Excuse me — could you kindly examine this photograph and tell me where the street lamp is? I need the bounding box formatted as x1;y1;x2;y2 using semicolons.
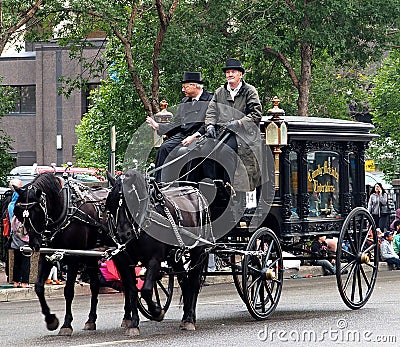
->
265;96;287;190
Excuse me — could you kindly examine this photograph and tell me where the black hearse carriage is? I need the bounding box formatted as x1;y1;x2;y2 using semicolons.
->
208;102;380;320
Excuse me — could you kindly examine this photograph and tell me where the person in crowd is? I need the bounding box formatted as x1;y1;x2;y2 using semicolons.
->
1;186;14;282
389;208;400;231
367;182;389;231
203;58;262;188
392;221;400;256
46;263;63;285
8;178;31;288
146;71;213;182
310;235;336;275
380;230;400;269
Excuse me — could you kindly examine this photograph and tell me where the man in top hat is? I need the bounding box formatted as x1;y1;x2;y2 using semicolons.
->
203;58;263;189
146;71;213;182
380;230;400;269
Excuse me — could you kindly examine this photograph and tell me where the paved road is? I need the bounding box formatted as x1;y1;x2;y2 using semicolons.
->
0;270;399;347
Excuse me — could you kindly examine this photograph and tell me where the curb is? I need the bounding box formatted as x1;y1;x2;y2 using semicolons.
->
0;281;91;302
0;262;393;302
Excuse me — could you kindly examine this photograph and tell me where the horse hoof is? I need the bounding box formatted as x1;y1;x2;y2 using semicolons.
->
83;322;96;330
180;321;196;331
58;327;73;336
121;319;132;328
46;317;59;331
125;327;140;336
153;309;165;322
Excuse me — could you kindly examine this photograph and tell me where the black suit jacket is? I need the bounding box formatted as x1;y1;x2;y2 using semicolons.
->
158;89;213;138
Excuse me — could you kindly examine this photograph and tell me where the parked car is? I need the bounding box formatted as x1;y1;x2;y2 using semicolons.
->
7;165;104;186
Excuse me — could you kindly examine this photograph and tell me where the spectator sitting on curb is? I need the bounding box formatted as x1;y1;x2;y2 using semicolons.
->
392;221;400;256
380;230;400;270
310;235;336;276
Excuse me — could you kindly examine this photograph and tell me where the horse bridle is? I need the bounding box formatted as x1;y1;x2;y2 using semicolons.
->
111;175;142;241
16;185;50;236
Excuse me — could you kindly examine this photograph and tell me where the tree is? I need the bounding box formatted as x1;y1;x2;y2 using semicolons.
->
74;50;145;169
226;0;400;116
38;1;399;165
367;50;400;180
0;0;45;55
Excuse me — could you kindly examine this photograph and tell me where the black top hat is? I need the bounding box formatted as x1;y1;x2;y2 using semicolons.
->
181;71;204;84
222;58;245;73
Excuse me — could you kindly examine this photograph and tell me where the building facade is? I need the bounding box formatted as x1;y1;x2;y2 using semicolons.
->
0;40;105;166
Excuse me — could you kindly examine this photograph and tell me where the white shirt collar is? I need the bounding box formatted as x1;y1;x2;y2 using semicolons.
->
192;90;203;102
227;81;242;99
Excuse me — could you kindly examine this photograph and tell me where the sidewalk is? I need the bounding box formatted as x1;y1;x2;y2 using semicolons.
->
0;261;393;302
0;261;91;302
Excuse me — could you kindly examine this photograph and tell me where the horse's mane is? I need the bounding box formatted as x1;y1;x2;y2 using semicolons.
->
30;172;63;202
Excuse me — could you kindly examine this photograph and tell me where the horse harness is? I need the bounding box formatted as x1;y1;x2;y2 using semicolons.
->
112;175;214;252
18;178;108;244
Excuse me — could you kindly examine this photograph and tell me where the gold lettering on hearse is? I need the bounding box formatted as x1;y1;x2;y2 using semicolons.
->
308;160;339;193
308;161;339;181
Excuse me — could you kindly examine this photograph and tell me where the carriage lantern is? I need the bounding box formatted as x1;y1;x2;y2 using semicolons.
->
265;96;287;190
153;100;173;147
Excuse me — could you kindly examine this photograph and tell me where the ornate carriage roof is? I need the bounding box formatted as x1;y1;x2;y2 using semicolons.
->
261;115;378;142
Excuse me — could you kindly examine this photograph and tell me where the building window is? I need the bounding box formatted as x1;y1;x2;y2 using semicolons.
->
9;85;36;114
82;83;100;117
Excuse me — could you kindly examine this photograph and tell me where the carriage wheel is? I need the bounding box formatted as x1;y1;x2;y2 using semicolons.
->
336;207;379;310
242;227;283;320
231;253;244;301
137;271;174;320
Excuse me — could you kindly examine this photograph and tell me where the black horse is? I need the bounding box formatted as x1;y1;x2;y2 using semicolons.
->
106;169;211;335
13;172;133;336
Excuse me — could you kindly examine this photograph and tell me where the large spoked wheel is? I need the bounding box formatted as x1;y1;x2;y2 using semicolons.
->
137;270;174;320
336;207;379;310
231;253;244;301
242;227;283;320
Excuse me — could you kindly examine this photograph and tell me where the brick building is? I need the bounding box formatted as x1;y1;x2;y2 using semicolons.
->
0;39;105;166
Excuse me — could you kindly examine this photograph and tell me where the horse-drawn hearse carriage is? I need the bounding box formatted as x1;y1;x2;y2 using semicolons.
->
16;101;379;336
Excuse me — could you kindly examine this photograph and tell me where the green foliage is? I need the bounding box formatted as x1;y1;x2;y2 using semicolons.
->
23;0;399;166
367;50;400;179
74;52;145;170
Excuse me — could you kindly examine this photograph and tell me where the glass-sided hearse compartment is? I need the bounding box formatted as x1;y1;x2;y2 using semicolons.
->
293;150;340;219
260;115;378;239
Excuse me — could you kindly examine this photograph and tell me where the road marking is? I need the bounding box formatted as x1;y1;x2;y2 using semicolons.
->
70;340;147;347
198;299;238;305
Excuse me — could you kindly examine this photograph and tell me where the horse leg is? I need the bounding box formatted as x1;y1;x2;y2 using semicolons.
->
172;257;192;328
112;256;133;328
35;254;60;331
140;258;165;321
126;286;140;336
115;260;140;336
120;284;133;328
58;262;79;336
179;250;207;331
83;261;100;331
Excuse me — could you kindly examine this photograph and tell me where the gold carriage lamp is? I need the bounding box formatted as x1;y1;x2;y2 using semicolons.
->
265;96;287;190
153;99;173;147
154;100;173;123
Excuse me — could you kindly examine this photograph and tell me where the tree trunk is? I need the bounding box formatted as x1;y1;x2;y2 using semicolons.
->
297;42;313;117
